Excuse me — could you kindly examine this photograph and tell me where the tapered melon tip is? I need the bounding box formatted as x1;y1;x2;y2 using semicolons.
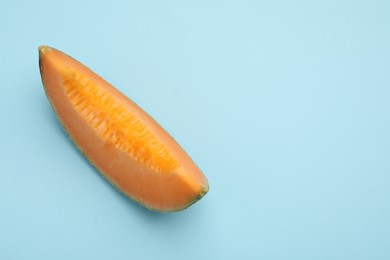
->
178;184;209;212
197;185;209;202
38;45;50;57
150;185;209;213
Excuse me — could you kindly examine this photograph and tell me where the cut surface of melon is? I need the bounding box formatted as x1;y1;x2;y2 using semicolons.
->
39;46;209;212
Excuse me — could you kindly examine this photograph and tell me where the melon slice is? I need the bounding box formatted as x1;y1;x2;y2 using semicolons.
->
38;46;209;212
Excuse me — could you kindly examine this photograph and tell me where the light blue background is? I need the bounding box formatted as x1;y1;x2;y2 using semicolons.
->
1;0;389;259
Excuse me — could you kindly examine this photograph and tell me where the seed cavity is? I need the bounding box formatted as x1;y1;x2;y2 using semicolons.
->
63;70;179;173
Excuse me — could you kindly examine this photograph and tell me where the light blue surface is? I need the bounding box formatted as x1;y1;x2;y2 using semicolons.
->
1;0;390;259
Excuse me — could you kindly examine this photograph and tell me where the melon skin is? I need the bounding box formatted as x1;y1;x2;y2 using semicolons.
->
38;46;209;212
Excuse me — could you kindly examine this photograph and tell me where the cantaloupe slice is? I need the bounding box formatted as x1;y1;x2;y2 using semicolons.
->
38;46;209;212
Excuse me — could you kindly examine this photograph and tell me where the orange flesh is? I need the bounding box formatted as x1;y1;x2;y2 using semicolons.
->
39;46;208;212
64;70;179;173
